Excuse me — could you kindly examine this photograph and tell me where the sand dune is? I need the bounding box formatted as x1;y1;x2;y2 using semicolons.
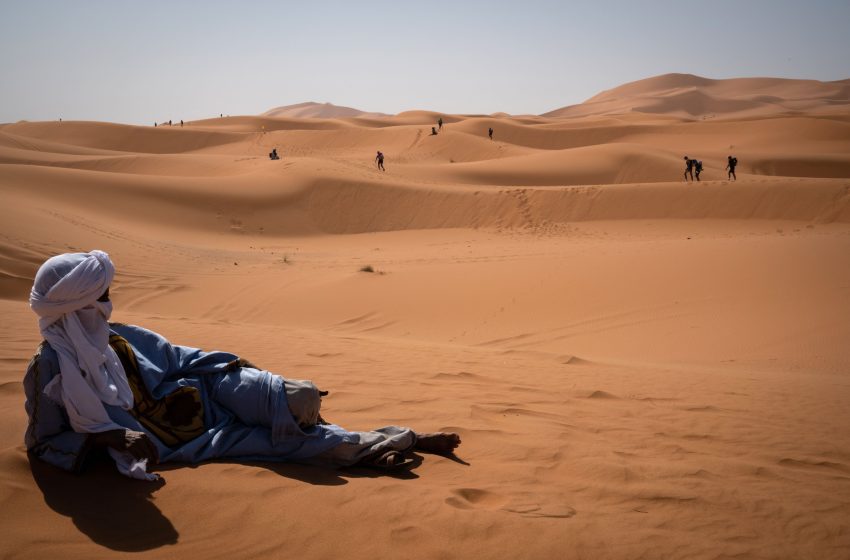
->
263;101;388;119
2;75;850;560
546;73;850;119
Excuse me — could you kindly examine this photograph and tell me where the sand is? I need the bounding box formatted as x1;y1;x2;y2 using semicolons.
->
1;74;849;559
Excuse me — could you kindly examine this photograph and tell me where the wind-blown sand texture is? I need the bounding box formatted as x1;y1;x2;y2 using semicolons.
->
1;74;849;559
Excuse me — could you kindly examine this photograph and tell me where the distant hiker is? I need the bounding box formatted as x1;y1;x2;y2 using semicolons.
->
437;117;443;131
168;120;172;126
683;156;694;182
269;148;279;160
431;126;438;136
376;150;385;172
694;159;703;182
726;155;738;180
488;127;494;140
154;122;157;127
180;120;184;127
220;113;223;118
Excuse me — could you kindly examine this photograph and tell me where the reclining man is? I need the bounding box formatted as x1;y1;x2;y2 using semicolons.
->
25;250;460;480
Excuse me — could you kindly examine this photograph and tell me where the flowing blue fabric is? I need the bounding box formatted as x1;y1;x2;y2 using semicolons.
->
24;323;357;471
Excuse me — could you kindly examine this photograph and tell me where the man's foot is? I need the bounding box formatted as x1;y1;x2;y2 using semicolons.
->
414;432;461;455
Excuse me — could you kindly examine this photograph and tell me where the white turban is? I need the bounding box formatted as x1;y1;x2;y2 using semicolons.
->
30;251;156;481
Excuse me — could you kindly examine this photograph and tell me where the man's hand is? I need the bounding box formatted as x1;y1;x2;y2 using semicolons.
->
120;430;159;464
94;429;159;464
225;357;260;372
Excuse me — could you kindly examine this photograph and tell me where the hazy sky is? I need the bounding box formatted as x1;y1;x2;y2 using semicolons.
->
1;0;848;124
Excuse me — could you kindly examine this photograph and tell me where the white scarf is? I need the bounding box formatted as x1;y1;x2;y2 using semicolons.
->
30;250;157;481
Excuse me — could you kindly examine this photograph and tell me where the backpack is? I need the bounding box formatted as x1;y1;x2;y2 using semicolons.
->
696;161;703;172
731;157;737;166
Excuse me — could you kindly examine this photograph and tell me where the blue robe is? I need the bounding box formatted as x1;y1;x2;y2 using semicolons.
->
24;323;359;473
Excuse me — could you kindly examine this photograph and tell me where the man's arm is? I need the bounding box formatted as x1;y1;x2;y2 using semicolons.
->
24;345;92;473
110;323;239;381
89;429;159;464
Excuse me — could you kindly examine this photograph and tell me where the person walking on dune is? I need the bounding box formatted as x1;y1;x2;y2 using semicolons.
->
437;117;443;132
375;150;385;172
683;156;694;182
726;155;738;181
488;127;494;140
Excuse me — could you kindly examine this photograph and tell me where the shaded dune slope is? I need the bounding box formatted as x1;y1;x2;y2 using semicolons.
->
4;163;849;241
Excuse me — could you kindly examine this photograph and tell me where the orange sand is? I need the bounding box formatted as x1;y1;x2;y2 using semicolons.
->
1;74;849;559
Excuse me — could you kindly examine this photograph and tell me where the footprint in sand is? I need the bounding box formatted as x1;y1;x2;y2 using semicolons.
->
446;488;507;510
586;390;619;399
446;488;576;519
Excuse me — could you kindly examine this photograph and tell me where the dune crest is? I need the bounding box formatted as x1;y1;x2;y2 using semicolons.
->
262;101;388;119
545;72;850;119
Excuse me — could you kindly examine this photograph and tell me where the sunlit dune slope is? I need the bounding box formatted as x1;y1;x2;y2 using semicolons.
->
545;73;850;119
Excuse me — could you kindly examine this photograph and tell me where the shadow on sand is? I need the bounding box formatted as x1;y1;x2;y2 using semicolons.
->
29;453;177;552
30;450;451;551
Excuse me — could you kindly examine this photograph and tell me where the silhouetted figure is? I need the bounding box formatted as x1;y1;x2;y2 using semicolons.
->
431;127;438;136
154;122;157;127
694;159;703;182
375;150;385;172
269;148;279;160
437;117;443;131
726;155;738;181
684;156;694;182
488;127;493;140
180;120;183;127
168;120;172;126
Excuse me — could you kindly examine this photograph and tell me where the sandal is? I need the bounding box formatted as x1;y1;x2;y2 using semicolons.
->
362;450;414;471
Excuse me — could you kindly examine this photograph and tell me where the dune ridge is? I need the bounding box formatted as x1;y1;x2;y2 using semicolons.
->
262;101;388;119
546;73;850;119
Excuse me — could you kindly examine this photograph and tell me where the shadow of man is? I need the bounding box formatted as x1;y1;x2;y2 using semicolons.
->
29;453;178;552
